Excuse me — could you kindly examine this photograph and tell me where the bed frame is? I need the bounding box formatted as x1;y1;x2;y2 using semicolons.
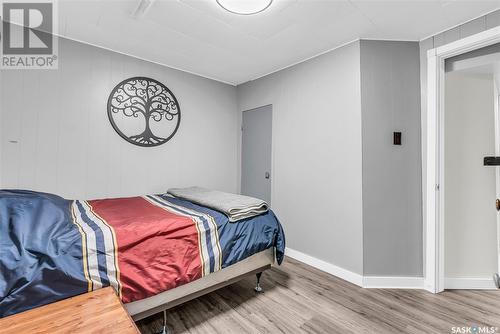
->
125;248;275;321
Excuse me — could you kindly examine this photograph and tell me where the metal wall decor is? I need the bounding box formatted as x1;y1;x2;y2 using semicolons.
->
107;77;181;147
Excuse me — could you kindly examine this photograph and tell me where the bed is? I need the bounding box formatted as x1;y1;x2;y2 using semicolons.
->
0;189;285;319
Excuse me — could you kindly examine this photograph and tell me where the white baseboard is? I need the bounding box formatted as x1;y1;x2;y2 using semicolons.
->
363;276;424;289
285;248;497;290
444;277;497;290
285;247;363;287
285;247;424;289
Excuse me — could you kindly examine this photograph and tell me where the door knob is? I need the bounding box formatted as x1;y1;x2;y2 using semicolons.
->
265;172;270;179
496;199;500;211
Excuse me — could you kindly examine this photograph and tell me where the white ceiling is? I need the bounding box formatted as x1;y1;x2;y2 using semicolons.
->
58;0;500;85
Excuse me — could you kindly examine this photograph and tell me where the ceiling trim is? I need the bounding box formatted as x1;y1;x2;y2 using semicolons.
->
56;32;238;86
241;6;500;86
47;4;500;87
239;38;360;86
419;7;500;42
5;19;238;85
361;38;419;42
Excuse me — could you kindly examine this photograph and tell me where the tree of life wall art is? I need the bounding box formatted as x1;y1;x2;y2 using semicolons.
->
107;77;181;147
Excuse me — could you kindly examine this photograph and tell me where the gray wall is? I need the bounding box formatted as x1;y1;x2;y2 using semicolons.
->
237;42;364;275
237;39;424;277
0;36;239;199
360;40;423;276
419;9;500;232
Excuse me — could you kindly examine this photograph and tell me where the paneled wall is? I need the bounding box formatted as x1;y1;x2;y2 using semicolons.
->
360;40;423;276
237;39;423;278
237;42;364;275
0;37;239;199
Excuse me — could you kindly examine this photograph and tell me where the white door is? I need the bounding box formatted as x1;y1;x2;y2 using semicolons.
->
241;105;272;204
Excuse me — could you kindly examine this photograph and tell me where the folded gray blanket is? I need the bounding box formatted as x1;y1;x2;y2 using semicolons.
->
167;186;269;222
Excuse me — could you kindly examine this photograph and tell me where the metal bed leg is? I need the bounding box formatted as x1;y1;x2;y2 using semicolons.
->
254;272;263;293
158;309;169;334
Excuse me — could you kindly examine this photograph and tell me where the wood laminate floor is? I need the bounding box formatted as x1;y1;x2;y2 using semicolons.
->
136;257;500;334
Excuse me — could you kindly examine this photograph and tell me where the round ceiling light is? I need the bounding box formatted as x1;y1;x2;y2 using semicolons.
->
216;0;273;15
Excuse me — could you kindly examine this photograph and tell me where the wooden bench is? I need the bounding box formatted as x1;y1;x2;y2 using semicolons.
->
0;287;139;334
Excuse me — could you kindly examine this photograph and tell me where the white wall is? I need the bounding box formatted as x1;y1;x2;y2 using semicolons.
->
0;37;239;199
444;71;498;280
237;41;364;274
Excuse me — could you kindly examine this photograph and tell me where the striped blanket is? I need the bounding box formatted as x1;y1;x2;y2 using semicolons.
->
0;190;285;317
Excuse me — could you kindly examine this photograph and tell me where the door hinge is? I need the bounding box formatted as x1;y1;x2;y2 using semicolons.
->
436;184;440;191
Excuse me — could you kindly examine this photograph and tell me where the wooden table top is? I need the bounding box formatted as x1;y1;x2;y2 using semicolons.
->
0;287;139;334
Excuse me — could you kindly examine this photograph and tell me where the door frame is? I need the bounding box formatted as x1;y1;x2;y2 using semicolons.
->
425;26;500;293
495;85;500;284
240;104;274;205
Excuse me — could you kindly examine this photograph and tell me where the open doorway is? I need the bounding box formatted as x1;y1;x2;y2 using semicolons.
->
444;64;499;289
425;27;500;293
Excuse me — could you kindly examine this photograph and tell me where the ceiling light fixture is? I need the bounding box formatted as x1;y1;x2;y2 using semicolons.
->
216;0;273;15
